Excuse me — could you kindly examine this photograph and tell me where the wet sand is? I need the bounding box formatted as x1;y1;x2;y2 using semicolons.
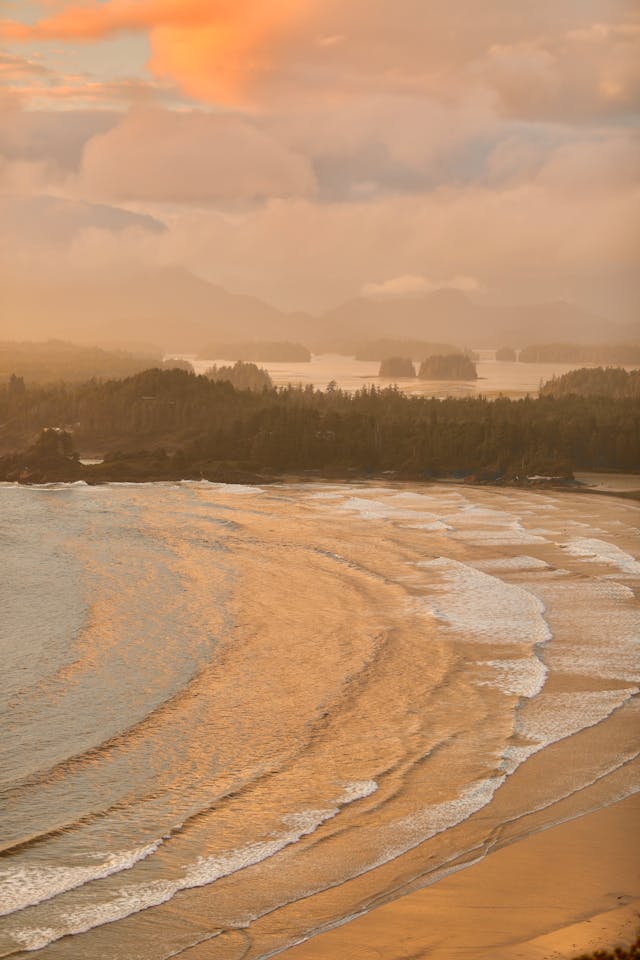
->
282;793;640;960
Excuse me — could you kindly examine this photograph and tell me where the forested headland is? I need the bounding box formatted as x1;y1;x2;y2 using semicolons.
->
0;340;193;383
1;367;638;485
519;342;640;364
205;361;274;391
540;367;640;399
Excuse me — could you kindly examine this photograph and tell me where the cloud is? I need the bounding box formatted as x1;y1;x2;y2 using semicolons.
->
0;1;637;328
0;50;49;78
73;107;316;202
1;169;638;323
4;1;638;118
361;274;482;298
479;21;640;121
0;0;316;104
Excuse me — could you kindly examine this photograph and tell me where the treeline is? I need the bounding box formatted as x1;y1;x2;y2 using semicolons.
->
199;341;311;362
0;340;193;383
540;366;640;399
519;342;640;364
1;368;638;482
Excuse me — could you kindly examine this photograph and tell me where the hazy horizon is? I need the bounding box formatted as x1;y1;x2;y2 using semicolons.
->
1;0;639;342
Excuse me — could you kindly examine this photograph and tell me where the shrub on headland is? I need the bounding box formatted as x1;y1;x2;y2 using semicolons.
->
0;428;82;483
572;931;640;959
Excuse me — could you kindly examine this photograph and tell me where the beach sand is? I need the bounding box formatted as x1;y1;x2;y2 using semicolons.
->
282;793;640;960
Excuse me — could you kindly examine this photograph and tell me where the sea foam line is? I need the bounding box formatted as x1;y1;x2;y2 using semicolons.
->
0;840;163;917
561;538;640;575
7;782;378;953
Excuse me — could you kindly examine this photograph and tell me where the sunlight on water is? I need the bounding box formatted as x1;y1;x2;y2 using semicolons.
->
1;482;638;960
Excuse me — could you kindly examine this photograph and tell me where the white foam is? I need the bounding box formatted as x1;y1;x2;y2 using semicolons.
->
197;482;264;495
561;538;640;575
417;558;552;646
0;839;163;916
396;777;505;842
339;496;442;524
338;780;379;803
471;556;550;572
451;526;547;546
500;688;639;774
406;520;453;532
532;580;640;682
552;646;640;683
7;780;377;953
477;658;548;698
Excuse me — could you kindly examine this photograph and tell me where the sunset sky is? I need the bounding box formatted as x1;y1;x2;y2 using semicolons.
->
1;0;638;320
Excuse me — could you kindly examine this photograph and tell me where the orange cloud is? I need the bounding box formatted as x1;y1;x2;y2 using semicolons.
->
0;0;319;104
148;1;313;104
2;2;638;114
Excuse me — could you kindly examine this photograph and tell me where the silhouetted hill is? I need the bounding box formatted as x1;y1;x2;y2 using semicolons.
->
0;340;192;383
1;268;314;352
321;289;477;344
320;290;614;347
2;267;619;353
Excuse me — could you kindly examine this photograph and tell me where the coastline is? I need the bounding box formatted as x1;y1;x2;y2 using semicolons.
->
281;793;640;960
2;469;640;503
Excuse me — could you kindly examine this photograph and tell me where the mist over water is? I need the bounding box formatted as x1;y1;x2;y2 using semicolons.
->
1;481;638;959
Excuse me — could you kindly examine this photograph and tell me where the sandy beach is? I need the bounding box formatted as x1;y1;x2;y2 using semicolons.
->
282;793;640;960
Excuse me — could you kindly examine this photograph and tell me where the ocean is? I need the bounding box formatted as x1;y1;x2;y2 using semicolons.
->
1;481;638;958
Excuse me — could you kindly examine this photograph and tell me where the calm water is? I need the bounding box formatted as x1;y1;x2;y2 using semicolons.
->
185;352;622;398
1;482;639;959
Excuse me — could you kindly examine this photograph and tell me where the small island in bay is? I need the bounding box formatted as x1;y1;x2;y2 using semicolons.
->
378;356;416;378
418;353;478;380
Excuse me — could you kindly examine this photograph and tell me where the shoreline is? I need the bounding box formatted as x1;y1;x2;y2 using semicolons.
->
2;470;640;502
281;793;640;960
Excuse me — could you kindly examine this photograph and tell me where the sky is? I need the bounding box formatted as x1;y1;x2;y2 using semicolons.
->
1;0;639;320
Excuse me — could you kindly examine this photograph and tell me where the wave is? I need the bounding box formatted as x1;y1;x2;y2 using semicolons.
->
5;782;378;954
561;537;640;575
502;687;638;773
0;840;163;917
415;557;552;646
476;657;548;698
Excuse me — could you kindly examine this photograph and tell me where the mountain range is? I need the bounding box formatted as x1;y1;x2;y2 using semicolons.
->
2;267;635;353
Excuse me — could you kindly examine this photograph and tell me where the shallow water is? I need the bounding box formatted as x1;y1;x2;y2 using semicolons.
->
1;482;638;959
